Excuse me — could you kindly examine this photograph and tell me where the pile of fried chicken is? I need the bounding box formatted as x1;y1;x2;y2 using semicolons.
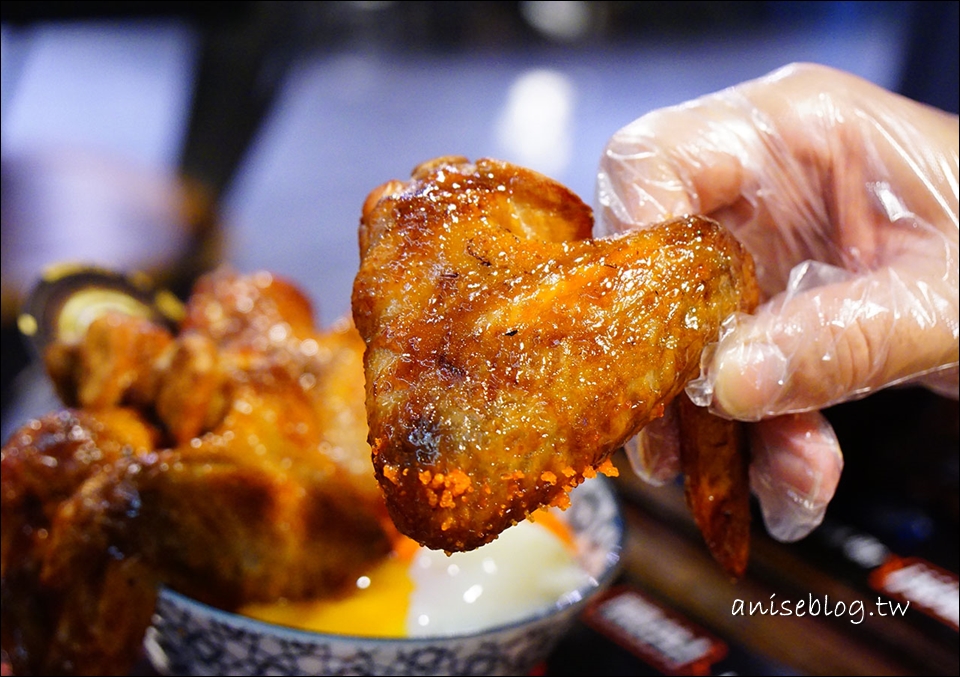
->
2;156;758;676
1;270;392;675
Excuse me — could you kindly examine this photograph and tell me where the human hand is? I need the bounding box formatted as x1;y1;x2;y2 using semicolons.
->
595;63;959;542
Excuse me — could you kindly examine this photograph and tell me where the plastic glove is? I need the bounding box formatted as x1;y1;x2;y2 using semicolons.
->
597;63;959;542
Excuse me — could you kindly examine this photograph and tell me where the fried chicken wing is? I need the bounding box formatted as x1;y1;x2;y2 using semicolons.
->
1;269;390;676
352;156;758;553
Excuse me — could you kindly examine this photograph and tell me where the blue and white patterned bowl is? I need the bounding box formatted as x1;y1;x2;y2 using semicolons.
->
144;477;624;676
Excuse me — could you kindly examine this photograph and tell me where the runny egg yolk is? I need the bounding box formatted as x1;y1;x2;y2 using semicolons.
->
241;553;415;638
239;510;592;638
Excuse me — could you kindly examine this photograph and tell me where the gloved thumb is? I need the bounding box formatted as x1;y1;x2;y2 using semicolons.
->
689;260;959;420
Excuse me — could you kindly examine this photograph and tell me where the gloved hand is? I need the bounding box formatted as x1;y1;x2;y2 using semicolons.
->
595;62;959;542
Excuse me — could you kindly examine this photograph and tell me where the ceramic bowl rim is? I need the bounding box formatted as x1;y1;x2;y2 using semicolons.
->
154;475;625;645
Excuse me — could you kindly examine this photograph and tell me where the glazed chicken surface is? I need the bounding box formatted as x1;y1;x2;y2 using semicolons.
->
1;269;390;676
352;156;759;558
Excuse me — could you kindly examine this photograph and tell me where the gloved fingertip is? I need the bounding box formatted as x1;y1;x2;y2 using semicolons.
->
713;340;789;420
754;481;829;542
623;419;681;486
749;413;843;542
623;435;663;486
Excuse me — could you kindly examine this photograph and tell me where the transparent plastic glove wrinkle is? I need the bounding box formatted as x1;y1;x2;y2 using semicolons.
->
688;257;959;419
599;63;959;542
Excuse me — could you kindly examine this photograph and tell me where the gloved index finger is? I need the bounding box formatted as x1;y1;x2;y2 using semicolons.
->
595;98;749;236
693;261;959;420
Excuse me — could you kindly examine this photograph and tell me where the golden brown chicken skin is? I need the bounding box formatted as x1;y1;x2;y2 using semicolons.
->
352;156;758;553
1;408;165;676
1;269;391;676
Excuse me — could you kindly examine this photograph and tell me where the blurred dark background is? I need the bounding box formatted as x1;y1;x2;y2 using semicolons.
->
1;3;957;674
3;0;956;419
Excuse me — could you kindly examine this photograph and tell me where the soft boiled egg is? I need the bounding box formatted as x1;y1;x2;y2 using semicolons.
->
239;511;595;638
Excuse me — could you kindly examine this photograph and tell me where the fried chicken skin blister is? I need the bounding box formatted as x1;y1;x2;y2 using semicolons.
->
352;156;759;561
1;269;391;676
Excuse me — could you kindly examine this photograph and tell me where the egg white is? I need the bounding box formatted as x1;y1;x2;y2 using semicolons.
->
240;517;592;638
406;518;594;636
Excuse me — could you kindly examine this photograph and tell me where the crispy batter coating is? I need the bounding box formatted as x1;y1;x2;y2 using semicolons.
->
353;156;758;552
1;269;390;676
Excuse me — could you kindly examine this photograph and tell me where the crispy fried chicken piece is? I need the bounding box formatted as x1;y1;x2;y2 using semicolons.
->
1;409;164;676
1;269;390;676
353;156;759;553
171;268;382;507
38;268;381;502
43;312;174;410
